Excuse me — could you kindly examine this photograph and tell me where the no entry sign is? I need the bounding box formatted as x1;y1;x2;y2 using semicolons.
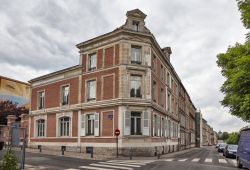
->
115;129;120;136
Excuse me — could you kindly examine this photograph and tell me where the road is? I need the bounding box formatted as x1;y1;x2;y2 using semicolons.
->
0;146;240;170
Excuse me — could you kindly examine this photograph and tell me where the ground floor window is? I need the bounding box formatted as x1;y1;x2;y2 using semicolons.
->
87;114;95;136
37;119;45;137
131;112;142;135
59;117;70;136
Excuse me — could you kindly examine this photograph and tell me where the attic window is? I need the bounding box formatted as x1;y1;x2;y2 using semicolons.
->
132;21;139;31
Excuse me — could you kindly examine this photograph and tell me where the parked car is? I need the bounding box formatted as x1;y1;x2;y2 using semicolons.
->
216;143;222;148
223;144;238;158
218;143;227;152
236;125;250;169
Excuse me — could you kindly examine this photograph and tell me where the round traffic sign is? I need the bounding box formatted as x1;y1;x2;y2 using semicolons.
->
115;129;120;136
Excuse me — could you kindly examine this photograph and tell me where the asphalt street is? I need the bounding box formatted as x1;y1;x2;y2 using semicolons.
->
0;146;242;170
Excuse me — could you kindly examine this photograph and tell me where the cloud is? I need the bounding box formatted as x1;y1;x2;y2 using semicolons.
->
0;0;248;132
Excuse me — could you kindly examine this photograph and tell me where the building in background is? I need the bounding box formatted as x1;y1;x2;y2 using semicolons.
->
0;75;30;109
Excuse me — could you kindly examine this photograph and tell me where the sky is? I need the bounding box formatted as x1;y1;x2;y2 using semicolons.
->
0;0;249;132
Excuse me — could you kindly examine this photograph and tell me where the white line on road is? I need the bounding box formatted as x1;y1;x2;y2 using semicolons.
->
219;159;227;163
90;163;133;170
98;162;141;167
79;166;114;170
178;159;187;162
205;158;212;163
191;158;200;162
107;160;153;163
66;169;79;170
165;158;173;161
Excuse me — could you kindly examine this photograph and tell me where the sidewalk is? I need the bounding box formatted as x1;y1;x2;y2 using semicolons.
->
25;147;199;161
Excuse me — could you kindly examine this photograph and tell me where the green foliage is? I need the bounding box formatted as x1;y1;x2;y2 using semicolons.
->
237;0;250;29
217;0;250;121
217;42;250;121
226;132;240;144
218;132;229;141
0;147;19;170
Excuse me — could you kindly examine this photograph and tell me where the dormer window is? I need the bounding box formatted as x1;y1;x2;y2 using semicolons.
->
132;21;139;31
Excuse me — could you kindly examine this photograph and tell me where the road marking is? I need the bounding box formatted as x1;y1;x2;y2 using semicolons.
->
98;162;140;167
66;169;79;170
165;158;173;161
90;164;133;170
107;160;153;163
109;162;147;165
219;159;227;163
79;166;115;170
192;158;200;162
178;159;187;162
204;158;212;163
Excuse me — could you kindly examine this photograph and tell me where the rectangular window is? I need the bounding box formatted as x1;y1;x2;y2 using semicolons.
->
167;93;170;111
132;21;139;31
161;88;164;107
152;81;156;101
130;75;142;98
161;65;164;81
59;117;70;136
131;112;142;135
38;91;45;109
131;46;141;64
37;119;45;137
161;117;164;137
167;72;170;86
62;86;69;105
87;80;96;101
87;114;95;136
88;53;97;71
152;55;156;71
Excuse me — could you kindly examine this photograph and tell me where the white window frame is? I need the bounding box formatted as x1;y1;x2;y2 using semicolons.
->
130;75;142;98
37;90;45;110
61;85;70;105
36;119;45;137
131;46;142;64
87;79;96;102
88;53;97;71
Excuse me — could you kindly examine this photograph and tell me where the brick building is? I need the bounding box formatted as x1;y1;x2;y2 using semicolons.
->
28;9;201;156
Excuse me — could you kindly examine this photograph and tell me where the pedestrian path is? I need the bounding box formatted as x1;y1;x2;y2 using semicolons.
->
65;160;155;170
163;157;235;166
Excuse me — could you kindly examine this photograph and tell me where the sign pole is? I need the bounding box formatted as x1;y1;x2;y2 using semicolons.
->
116;135;118;158
114;129;120;159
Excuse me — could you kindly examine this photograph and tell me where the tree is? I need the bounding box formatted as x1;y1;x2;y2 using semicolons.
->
218;132;229;141
226;132;240;144
0;146;19;170
216;0;250;122
0;100;29;125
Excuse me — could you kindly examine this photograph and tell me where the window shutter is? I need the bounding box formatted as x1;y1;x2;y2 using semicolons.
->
152;115;155;136
80;114;86;136
94;112;100;136
170;121;173;138
143;111;149;136
178;124;180;138
157;116;160;136
164;118;167;137
124;110;131;136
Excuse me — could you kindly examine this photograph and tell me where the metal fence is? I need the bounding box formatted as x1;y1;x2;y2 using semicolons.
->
0;123;27;170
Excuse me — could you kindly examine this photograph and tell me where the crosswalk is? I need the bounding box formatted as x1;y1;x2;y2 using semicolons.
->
66;160;155;170
163;157;236;166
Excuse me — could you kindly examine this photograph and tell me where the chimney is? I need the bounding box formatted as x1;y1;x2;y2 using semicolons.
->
162;47;172;61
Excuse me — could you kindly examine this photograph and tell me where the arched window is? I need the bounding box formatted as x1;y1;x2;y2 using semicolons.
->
59;117;70;136
37;119;45;137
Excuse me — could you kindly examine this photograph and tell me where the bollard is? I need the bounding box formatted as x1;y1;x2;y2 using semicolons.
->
38;145;42;153
157;154;161;159
91;150;93;158
154;146;157;156
61;146;66;155
129;148;133;160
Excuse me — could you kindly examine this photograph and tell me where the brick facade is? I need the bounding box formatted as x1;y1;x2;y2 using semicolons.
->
27;9;202;156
